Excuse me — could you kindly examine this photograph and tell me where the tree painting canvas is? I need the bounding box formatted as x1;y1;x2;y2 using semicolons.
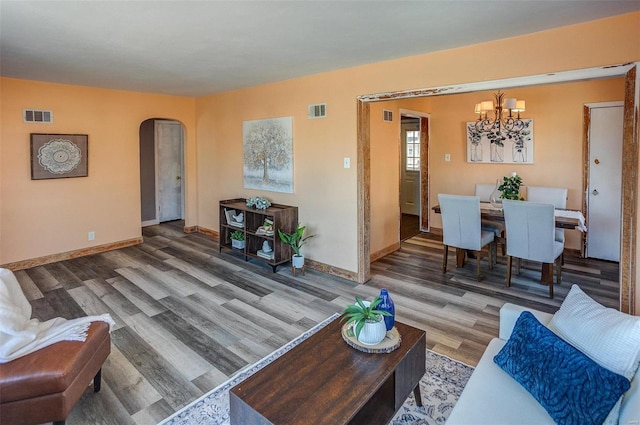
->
243;117;293;193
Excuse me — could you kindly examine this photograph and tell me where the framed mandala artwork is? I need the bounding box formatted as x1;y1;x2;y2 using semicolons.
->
30;134;88;180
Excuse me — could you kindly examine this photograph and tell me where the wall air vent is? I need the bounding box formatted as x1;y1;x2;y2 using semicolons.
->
24;109;53;123
308;103;327;119
383;110;393;122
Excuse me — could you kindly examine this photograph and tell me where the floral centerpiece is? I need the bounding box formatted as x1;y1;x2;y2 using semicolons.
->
246;196;271;210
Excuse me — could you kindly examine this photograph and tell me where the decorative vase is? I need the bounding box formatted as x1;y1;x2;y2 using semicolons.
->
490;143;504;162
292;254;305;269
357;318;387;345
378;288;395;331
490;179;503;208
512;144;527;162
470;143;482;162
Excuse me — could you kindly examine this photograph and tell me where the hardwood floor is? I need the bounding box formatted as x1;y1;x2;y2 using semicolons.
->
13;221;618;425
400;213;421;241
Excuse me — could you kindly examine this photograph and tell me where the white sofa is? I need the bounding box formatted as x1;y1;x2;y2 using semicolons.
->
446;303;640;425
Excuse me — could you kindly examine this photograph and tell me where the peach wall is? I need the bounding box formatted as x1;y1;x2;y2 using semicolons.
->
370;100;401;254
0;78;196;264
195;74;360;271
369;99;434;255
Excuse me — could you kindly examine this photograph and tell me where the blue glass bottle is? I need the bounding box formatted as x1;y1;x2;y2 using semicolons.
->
379;288;395;331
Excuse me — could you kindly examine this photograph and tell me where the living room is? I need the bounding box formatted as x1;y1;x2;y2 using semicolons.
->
1;8;639;301
1;3;639;424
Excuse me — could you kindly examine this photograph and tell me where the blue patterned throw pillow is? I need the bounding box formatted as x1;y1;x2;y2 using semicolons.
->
493;311;630;425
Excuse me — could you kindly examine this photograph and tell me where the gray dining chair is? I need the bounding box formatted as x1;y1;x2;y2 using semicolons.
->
475;183;505;257
526;186;568;243
438;194;495;281
502;200;564;298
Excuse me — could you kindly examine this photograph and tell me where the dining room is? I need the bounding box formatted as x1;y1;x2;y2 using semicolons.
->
368;74;626;298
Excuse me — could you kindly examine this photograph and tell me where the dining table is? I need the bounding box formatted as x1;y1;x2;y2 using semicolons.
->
432;202;587;285
432;202;587;231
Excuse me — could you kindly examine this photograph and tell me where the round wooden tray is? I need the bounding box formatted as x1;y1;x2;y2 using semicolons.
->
341;323;401;353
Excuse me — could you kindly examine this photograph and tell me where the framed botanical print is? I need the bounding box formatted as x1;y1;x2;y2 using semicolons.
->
30;133;88;180
466;120;534;164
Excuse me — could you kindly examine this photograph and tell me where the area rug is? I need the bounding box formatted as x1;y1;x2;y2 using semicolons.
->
159;314;474;425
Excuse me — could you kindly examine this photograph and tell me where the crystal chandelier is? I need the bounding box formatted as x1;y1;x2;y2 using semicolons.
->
474;91;526;136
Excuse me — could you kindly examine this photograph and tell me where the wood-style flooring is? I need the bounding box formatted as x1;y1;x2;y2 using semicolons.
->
13;221;619;425
400;213;421;241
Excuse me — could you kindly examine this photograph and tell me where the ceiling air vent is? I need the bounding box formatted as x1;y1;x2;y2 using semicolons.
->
383;110;393;122
308;103;327;119
24;109;53;123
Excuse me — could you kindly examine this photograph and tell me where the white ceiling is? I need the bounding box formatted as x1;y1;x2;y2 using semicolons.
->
1;1;639;97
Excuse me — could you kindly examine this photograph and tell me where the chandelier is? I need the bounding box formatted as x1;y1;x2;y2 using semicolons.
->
474;91;526;136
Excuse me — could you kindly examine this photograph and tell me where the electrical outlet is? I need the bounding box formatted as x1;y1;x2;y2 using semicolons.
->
444;154;451;162
344;157;350;168
88;231;95;241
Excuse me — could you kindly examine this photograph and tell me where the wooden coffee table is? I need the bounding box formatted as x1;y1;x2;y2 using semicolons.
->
229;318;426;424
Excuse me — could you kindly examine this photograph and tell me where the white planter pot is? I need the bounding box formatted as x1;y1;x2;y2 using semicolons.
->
231;239;245;249
356;318;387;345
292;254;305;268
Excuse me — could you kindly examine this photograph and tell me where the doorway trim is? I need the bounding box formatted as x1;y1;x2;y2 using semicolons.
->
357;62;638;314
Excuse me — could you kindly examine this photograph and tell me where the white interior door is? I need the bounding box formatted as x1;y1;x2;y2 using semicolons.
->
401;118;420;215
156;120;184;222
587;104;623;261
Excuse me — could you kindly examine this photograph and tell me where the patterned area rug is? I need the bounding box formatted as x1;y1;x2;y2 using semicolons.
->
159;314;474;425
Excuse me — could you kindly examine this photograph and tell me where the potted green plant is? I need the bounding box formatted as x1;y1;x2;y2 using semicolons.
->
341;295;391;345
230;230;245;249
498;172;525;200
491;172;524;207
278;224;315;269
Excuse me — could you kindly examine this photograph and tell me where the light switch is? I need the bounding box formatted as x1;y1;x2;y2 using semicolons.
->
444;154;451;162
344;157;350;168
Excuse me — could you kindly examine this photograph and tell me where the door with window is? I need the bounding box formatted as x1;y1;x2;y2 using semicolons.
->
401;118;420;215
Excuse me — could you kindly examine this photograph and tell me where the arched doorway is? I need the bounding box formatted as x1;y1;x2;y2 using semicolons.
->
139;119;185;226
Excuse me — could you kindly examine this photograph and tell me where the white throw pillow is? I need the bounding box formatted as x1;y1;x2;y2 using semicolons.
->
549;284;640;425
549;284;640;380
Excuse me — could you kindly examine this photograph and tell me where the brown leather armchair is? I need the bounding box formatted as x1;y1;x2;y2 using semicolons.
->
0;321;111;425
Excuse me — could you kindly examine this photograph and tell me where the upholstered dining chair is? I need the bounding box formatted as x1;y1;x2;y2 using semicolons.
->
474;183;496;203
438;194;495;281
502;200;564;298
526;186;568;243
475;183;505;257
